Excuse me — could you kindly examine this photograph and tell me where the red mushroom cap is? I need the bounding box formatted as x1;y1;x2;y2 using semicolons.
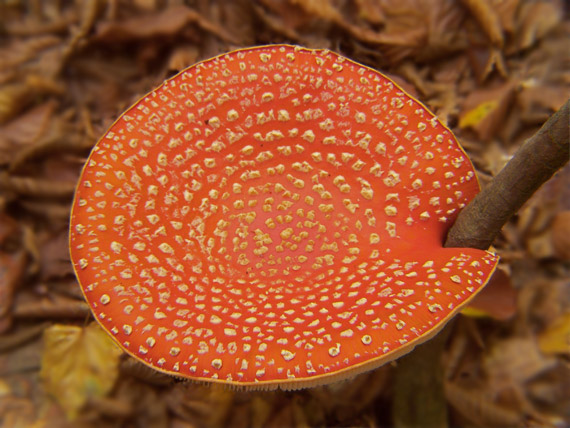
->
70;45;498;389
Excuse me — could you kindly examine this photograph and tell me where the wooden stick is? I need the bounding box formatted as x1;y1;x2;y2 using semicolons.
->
393;99;569;428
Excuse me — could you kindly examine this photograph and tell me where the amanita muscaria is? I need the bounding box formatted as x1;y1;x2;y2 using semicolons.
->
70;45;498;389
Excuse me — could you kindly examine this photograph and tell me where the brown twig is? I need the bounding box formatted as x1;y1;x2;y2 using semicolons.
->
446;99;569;250
393;100;569;428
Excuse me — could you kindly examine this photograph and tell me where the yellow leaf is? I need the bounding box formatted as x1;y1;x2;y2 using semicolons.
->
460;307;489;318
40;323;123;420
459;100;498;128
538;313;570;355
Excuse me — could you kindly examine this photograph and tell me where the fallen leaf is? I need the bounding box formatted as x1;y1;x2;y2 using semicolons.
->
459;81;516;141
133;0;162;11
40;323;122;420
0;391;38;428
551;211;570;261
0;83;36;125
354;0;385;25
514;0;563;52
166;46;200;74
484;337;557;388
289;0;343;24
0;100;57;148
446;381;524;427
538;313;570;355
459;99;499;128
38;229;74;279
0;251;27;334
14;292;90;319
491;0;520;35
0;173;76;199
94;5;232;43
516;277;570;337
516;165;570;259
289;0;418;49
463;268;517;321
518;84;569;119
468;46;508;82
526;364;570;416
482;141;512;176
461;0;504;47
0;36;61;74
0;212;20;245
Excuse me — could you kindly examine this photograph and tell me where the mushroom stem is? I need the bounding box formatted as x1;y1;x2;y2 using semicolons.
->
445;99;570;250
392;324;452;428
393;99;569;428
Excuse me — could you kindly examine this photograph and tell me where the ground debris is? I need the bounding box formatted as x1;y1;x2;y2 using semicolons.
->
0;1;568;427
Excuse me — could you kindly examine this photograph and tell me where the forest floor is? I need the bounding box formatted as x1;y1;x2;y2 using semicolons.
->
0;1;569;427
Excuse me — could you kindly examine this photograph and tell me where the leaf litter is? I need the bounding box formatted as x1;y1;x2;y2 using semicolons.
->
0;1;568;426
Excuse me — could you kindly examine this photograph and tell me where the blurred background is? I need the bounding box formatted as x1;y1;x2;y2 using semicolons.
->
0;1;569;427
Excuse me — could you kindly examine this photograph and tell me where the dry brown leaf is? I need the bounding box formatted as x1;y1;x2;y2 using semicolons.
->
515;165;569;259
290;0;415;48
463;268;517;321
432;55;469;85
515;277;570;341
0;251;27;333
38;230;74;279
482;141;512;176
0;100;57;147
289;0;343;23
514;0;563;52
252;2;303;43
551;211;570;260
354;0;386;25
521;213;557;259
94;5;233;43
164;383;234;427
19;200;71;222
166;46;200;74
217;0;256;46
0;322;49;353
0;212;20;246
0;173;76;199
459;81;516;141
446;381;525;427
491;0;520;35
461;0;504;47
86;395;134;419
258;0;316;37
484;337;557;388
132;0;161;11
481;47;508;81
14;292;90;319
0;83;37;125
288;0;468;65
0;36;61;73
0;390;38;428
410;0;467;60
518;84;569;120
396;62;433;97
527;364;570;415
40;323;122;420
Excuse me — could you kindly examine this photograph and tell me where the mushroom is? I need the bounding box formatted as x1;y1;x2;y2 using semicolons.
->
69;45;498;390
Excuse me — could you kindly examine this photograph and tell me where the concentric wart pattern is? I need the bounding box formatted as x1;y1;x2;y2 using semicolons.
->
70;45;498;389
